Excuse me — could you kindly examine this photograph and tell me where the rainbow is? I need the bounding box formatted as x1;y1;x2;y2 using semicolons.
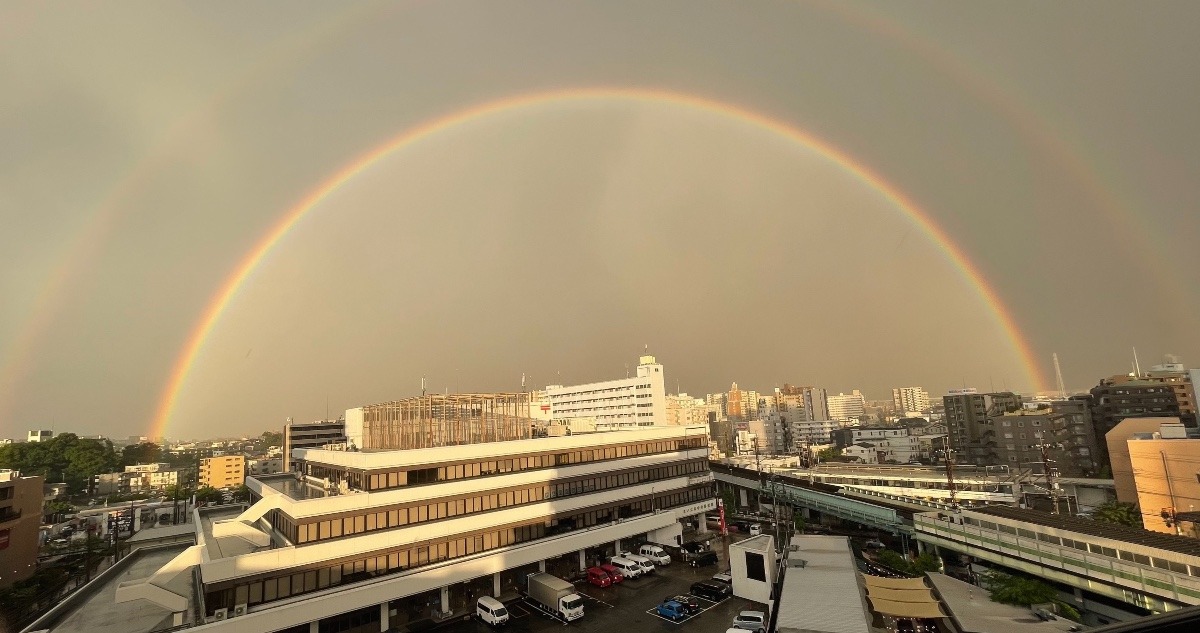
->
149;87;1048;438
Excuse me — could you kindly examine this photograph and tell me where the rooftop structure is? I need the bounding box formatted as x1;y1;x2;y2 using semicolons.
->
282;419;345;472
346;392;533;451
546;355;667;429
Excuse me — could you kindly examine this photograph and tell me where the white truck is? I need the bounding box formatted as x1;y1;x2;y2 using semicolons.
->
522;572;584;622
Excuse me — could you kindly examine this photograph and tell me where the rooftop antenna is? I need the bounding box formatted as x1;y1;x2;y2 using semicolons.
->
1133;347;1142;377
1053;353;1067;399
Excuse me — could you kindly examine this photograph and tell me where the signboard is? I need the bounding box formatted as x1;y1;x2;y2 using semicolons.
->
717;498;728;536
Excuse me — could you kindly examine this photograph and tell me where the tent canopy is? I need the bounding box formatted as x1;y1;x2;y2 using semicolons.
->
867;596;948;619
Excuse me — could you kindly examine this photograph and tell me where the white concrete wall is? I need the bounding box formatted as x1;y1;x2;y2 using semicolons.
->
730;535;775;605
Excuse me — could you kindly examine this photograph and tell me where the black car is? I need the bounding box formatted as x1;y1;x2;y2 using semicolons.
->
690;581;731;602
688;550;719;567
680;541;706;555
668;595;702;612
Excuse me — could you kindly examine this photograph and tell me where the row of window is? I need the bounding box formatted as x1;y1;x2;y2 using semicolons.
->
300;437;705;492
278;459;708;545
210;485;712;616
962;516;1198;576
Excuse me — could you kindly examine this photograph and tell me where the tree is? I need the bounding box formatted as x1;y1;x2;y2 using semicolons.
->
194;486;223;505
981;570;1057;606
44;500;75;523
1092;501;1142;528
792;510;806;532
0;434;118;494
121;443;162;467
721;487;738;512
876;550;942;577
231;485;252;503
259;431;283;448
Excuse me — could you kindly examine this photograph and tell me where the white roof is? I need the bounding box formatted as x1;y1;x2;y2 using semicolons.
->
775;536;871;633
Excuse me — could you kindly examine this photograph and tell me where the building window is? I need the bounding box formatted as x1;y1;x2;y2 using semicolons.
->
745;552;766;582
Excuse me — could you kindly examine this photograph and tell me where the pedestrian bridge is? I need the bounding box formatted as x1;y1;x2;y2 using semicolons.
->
712;467;910;535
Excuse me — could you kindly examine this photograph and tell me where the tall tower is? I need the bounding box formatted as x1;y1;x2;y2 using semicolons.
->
1053;353;1067;399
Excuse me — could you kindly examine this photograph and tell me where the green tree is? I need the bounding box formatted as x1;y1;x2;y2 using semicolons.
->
121;443;162;467
0;434;118;493
231;484;252;503
194;486;223;505
721;487;738;512
876;550;942;577
1092;501;1143;528
792;510;806;532
981;570;1057;606
44;500;75;523
260;431;283;448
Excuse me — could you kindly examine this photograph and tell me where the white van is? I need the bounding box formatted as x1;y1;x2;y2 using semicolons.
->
639;544;672;565
476;596;510;626
623;553;657;575
609;557;643;578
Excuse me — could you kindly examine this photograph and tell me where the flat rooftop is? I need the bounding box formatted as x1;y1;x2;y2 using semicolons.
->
776;535;872;633
926;573;1079;633
971;506;1200;558
200;506;261;559
46;544;192;633
259;473;333;500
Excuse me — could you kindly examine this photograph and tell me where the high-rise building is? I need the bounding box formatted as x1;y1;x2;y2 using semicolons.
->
0;469;43;589
547;355;667;430
942;390;1023;465
26;430;52;443
991;400;1099;477
827;390;866;421
199;455;246;489
665;394;719;427
1086;378;1181;468
115;426;714;630
892;387;931;415
802;387;830;421
724;383;760;420
1141;363;1196;426
283;419;347;472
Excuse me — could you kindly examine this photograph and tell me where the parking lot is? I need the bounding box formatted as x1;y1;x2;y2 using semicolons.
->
430;539;764;633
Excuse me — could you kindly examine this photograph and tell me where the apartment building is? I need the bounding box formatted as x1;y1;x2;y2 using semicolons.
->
0;470;43;589
942;390;1023;465
125;463;183;492
547;355;667;430
114;425;714;632
1119;421;1200;537
26;430;53;443
892;387;931;415
827;390;866;421
992;400;1099;477
200;455;246;489
282;419;346;472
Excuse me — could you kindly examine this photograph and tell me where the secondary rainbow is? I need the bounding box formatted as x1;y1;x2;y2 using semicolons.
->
148;87;1048;438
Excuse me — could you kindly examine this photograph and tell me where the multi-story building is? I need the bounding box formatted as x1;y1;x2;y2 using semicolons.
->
724;383;760;420
246;457;284;477
665;393;718;427
114;425;714;631
1141;363;1196;426
124;463;183;492
1087;378;1181;467
0;469;44;589
26;430;52;443
282;419;347;472
991;400;1099;477
1107;417;1183;506
200;455;246;489
800;386;830;422
1117;420;1200;537
547;355;667;430
827;390;866;421
832;427;921;463
942;390;1023;465
892;387;931;415
747;414;789;454
790;418;839;448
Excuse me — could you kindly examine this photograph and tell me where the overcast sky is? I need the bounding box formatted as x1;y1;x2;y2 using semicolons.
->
1;1;1198;440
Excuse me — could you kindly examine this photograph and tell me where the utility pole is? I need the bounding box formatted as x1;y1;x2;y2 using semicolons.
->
943;447;960;512
1031;441;1065;514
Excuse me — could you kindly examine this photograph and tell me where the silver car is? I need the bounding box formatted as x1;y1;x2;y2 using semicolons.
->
733;610;767;633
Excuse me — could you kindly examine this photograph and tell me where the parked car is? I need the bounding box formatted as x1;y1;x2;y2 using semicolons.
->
864;539;885;549
681;541;708;556
733;610;767;633
639;544;672;565
475;596;509;626
608;557;643;578
669;595;702;611
586;566;613;587
711;571;732;585
748;524;762;536
618;551;656;575
598;563;625;583
689;550;719;567
690;581;731;602
656;600;689;621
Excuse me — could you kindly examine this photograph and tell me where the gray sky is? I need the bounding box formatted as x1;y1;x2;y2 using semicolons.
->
1;1;1197;440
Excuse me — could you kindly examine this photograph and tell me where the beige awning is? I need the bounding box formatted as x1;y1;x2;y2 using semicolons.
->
867;596;948;619
865;585;938;603
860;574;931;591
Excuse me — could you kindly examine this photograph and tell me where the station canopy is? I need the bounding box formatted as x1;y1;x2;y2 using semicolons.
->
861;574;948;619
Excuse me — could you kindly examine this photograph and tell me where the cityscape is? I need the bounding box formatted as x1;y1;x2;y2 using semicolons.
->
2;4;1199;633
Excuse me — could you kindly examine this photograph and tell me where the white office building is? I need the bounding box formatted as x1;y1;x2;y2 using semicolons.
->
826;391;866;421
106;425;714;633
546;355;667;430
892;387;931;415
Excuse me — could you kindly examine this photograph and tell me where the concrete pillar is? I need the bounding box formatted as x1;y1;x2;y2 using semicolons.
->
614;539;621;553
380;603;389;631
579;549;587;571
172;612;184;627
440;586;449;614
309;621;319;633
538;560;546;572
493;572;502;597
696;514;709;534
916;540;925;555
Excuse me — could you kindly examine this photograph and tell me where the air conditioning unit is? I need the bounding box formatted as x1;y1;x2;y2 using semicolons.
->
212;608;228;621
233;604;247;617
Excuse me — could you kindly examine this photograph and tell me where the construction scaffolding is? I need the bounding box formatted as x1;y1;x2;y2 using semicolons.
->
359;393;534;450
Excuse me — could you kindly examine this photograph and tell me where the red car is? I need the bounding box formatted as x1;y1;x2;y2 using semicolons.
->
598;563;625;584
587;566;613;587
